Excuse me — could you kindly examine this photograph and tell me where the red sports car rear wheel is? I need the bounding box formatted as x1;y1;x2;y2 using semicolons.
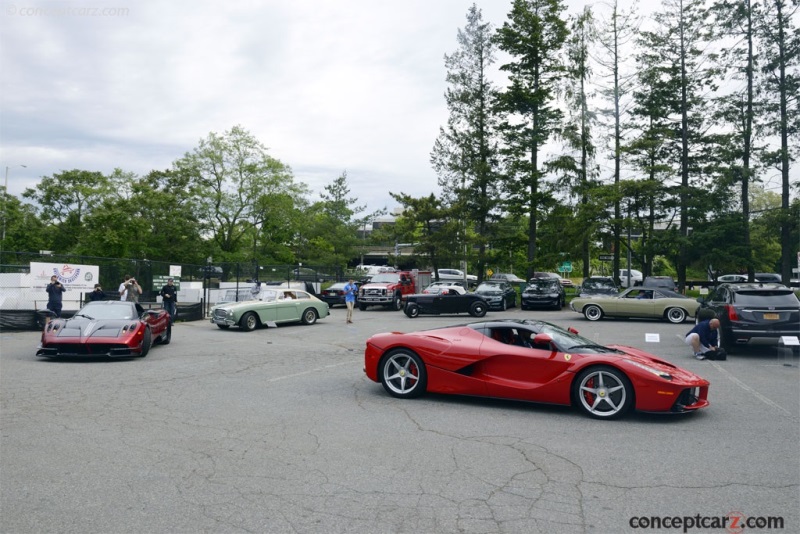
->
379;349;427;398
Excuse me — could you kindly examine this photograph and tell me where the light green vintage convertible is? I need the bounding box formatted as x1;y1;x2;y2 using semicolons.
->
569;287;700;323
210;288;330;331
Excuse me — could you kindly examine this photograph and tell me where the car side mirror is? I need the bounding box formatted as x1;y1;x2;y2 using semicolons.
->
533;333;553;344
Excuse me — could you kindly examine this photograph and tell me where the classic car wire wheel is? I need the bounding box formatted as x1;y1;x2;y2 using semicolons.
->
574;366;632;419
380;349;427;398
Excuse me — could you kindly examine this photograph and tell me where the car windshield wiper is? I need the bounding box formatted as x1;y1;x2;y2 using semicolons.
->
567;344;619;353
74;313;95;320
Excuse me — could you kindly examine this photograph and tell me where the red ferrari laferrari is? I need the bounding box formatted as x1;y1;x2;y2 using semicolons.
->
37;300;171;358
364;319;709;419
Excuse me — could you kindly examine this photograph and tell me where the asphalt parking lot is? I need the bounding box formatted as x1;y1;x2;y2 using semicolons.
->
2;307;798;533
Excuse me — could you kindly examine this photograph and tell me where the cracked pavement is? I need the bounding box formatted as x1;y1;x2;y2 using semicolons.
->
2;309;798;533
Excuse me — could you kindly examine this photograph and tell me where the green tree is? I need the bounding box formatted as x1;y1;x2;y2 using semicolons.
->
494;0;570;281
593;0;640;281
389;193;455;275
630;0;719;287
431;4;501;283
303;171;384;268
551;6;597;278
174;125;307;262
22;169;112;252
0;193;47;259
758;0;799;283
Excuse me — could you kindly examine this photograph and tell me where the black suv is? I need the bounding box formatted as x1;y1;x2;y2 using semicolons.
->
697;283;800;352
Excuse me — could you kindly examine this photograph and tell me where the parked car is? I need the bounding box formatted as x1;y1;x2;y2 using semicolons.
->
715;273;782;284
696;282;800;352
532;271;573;288
642;276;678;292
403;288;488;318
319;282;357;308
569;287;700;323
210;288;329;331
200;265;224;278
577;277;620;298
490;273;526;284
436;268;478;286
754;272;782;283
423;281;467;293
474;281;517;310
36;300;171;358
521;278;565;310
363;319;710;419
422;283;467;295
618;268;643;288
292;267;332;282
717;274;748;283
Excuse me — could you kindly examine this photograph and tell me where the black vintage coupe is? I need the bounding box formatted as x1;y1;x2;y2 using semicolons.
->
403;288;488;318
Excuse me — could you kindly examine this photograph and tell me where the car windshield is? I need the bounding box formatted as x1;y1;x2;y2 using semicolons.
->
476;283;502;293
80;302;136;320
733;291;799;306
529;323;620;354
527;280;559;290
583;279;616;290
370;273;401;283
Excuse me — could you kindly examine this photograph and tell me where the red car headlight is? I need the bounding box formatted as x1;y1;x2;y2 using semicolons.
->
625;360;672;380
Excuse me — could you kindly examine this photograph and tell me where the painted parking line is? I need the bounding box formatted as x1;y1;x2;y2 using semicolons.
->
267;360;359;383
707;360;794;417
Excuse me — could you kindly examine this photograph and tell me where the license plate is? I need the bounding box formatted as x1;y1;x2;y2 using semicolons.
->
763;313;779;320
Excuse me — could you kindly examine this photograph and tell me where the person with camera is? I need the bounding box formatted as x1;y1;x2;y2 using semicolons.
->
88;283;106;302
125;277;142;303
119;275;131;301
45;275;66;318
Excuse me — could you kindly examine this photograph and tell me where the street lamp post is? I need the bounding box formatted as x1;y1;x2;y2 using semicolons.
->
1;164;27;263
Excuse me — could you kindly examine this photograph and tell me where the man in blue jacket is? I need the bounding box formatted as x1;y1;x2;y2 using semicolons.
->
45;275;66;318
685;318;720;360
343;278;358;324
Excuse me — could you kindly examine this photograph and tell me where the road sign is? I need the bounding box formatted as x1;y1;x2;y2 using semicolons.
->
558;261;573;273
599;254;613;262
486;268;494;278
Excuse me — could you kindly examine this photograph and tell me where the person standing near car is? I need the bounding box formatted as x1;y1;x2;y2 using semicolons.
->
685;318;720;360
125;277;142;303
46;275;66;318
343;278;357;323
88;283;106;302
119;275;131;301
159;278;178;324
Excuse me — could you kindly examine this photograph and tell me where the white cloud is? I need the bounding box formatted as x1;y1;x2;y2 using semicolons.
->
2;0;723;213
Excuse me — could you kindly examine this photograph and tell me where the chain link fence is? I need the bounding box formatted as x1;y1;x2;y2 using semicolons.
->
0;251;346;330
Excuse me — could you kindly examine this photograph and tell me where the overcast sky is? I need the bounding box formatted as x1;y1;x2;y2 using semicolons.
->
2;0;661;215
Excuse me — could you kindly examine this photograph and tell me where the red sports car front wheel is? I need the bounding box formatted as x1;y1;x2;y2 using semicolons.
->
379;349;427;399
573;366;633;419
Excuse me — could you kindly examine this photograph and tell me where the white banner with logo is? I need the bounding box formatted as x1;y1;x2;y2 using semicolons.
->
30;262;100;290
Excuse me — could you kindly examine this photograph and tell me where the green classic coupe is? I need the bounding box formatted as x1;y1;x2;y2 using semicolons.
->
569;287;700;323
210;288;330;331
